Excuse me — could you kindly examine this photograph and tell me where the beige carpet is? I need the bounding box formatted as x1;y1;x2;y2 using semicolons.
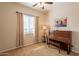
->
2;43;79;56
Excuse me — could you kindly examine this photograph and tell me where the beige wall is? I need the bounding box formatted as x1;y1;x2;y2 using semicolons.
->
48;2;79;53
0;2;47;52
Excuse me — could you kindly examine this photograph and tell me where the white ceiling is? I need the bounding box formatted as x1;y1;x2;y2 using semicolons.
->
18;2;54;12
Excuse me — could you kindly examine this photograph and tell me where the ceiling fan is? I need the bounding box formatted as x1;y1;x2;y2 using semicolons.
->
33;2;53;9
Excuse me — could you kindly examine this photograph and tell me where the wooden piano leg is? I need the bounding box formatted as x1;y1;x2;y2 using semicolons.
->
59;43;61;53
67;44;70;54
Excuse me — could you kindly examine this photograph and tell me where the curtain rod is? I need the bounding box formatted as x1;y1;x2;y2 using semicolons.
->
16;11;39;17
16;11;22;13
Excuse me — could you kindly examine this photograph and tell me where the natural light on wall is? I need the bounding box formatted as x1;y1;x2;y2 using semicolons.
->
23;14;35;34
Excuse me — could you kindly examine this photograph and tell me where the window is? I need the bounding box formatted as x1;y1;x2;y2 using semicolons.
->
23;14;35;34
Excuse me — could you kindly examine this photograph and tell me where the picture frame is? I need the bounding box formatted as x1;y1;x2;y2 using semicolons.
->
55;17;67;27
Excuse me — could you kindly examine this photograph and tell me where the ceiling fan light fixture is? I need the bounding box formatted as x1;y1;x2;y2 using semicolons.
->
42;2;45;5
40;4;44;7
40;2;45;9
37;3;41;6
33;2;53;10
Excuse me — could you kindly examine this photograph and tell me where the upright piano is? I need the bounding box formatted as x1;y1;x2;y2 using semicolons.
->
48;30;72;54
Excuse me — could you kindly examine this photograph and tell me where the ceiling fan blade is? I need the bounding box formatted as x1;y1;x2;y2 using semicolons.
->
33;3;38;7
45;2;53;4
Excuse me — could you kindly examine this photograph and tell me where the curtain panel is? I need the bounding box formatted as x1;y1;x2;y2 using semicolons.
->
35;16;39;43
16;12;24;47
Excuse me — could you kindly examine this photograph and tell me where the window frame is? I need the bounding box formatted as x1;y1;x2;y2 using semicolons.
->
23;14;35;34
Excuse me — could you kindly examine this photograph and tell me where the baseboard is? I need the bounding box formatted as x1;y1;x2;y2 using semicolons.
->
0;47;17;53
72;49;79;54
23;42;41;47
0;42;41;53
